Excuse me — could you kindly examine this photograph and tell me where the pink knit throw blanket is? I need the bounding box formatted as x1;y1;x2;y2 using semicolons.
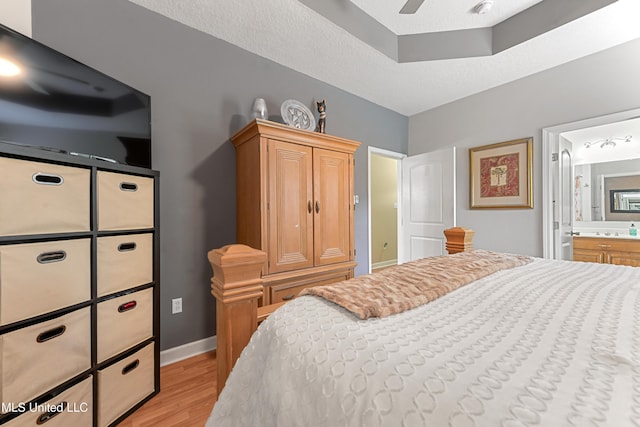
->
300;250;532;319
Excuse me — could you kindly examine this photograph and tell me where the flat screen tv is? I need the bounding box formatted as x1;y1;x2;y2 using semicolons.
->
0;24;151;168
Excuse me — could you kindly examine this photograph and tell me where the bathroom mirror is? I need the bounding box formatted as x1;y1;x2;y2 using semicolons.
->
574;161;640;222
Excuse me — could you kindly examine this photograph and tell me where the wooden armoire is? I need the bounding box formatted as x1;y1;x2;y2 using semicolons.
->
231;119;360;305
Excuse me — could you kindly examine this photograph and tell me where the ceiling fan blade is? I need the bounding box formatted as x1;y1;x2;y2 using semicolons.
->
399;0;425;14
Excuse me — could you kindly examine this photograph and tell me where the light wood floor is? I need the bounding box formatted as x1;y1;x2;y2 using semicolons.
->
118;351;217;426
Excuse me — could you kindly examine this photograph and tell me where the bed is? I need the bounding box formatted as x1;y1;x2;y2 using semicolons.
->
206;229;640;426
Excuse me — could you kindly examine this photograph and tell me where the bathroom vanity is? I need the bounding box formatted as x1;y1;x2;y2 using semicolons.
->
573;235;640;267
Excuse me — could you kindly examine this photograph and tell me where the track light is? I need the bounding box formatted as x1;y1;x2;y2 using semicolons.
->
584;135;632;149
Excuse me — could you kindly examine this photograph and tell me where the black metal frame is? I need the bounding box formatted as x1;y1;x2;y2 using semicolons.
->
609;188;640;214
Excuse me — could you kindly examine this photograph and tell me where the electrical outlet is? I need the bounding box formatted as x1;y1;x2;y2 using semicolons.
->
172;298;182;314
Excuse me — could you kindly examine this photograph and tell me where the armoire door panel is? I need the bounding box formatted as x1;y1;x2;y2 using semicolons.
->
268;140;314;273
313;148;350;265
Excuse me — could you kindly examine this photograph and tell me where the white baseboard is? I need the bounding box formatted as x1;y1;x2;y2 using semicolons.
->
372;259;397;270
160;336;217;367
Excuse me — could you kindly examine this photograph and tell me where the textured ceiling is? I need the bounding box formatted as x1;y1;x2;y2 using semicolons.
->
127;0;640;116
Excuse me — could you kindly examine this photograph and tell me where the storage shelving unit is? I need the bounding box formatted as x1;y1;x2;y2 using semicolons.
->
0;141;159;427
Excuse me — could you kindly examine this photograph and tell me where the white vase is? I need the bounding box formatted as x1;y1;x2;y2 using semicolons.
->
251;98;268;120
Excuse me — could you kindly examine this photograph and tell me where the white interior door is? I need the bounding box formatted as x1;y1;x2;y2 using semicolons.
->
399;147;456;263
554;138;574;260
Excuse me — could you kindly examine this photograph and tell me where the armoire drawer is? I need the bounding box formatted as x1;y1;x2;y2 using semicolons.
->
97;234;153;297
0;308;91;406
0;239;90;325
271;282;318;304
269;270;351;304
0;157;90;236
97;288;153;363
97;171;154;231
3;376;93;427
97;343;155;427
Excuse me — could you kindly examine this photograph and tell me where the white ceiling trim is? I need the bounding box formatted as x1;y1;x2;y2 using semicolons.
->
351;0;543;35
127;0;640;116
301;0;618;62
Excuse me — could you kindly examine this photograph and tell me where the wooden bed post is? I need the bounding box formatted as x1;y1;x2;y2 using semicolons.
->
444;227;475;254
208;244;266;396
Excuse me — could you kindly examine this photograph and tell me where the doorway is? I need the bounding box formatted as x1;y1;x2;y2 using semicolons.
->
368;146;457;273
542;107;640;259
368;148;404;274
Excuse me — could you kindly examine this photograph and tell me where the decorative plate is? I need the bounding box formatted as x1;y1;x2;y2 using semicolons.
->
280;99;316;131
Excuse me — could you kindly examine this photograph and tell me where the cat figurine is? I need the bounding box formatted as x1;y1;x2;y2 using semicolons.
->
315;99;326;133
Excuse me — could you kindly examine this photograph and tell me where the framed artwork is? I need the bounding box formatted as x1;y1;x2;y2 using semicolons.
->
469;137;533;209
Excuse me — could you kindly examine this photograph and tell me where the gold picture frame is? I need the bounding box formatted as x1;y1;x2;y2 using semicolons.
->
469;137;533;209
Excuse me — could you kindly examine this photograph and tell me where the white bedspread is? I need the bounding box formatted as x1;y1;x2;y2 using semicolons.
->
207;258;640;427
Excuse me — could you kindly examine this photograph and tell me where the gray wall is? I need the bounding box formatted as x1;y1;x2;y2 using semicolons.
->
31;0;407;350
408;38;640;256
